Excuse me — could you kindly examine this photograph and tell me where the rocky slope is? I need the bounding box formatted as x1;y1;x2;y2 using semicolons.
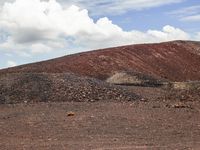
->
0;73;139;104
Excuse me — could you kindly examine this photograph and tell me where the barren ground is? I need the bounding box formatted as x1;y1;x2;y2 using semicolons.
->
1;99;200;150
0;41;200;149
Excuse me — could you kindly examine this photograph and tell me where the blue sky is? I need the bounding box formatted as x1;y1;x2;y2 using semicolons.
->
0;0;199;69
107;0;200;32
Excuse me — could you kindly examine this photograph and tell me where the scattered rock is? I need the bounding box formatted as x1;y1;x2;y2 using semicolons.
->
152;105;161;108
67;112;75;117
0;73;140;104
166;103;193;109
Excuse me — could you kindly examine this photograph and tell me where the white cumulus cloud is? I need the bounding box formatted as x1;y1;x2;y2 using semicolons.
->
195;32;200;40
0;0;192;57
7;60;17;67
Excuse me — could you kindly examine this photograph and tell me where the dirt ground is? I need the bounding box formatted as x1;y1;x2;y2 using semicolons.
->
1;100;200;150
1;41;200;150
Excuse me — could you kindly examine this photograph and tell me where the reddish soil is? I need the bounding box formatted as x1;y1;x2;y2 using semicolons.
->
1;40;200;81
1;101;200;150
0;41;200;149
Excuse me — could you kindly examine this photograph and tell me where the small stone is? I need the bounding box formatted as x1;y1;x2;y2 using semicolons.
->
152;105;160;108
113;138;118;141
67;111;75;117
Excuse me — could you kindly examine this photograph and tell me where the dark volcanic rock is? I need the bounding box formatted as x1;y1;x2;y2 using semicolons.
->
0;73;140;104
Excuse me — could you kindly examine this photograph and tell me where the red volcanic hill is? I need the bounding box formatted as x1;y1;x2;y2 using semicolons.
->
1;40;200;81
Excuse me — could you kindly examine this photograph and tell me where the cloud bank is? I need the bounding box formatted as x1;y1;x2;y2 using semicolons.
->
0;0;192;57
7;60;17;67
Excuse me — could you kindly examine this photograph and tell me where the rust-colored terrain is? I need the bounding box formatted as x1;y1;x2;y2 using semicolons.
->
0;40;200;149
1;40;200;81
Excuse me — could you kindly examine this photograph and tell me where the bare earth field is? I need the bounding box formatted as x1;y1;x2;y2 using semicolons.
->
1;100;200;150
0;41;200;149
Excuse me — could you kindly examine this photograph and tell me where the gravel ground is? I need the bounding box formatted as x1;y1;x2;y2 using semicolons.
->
0;73;140;104
0;101;200;150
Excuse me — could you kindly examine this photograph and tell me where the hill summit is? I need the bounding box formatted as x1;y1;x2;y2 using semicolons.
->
1;40;200;82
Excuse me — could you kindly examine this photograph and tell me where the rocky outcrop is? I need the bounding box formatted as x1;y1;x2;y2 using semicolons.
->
106;71;165;87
